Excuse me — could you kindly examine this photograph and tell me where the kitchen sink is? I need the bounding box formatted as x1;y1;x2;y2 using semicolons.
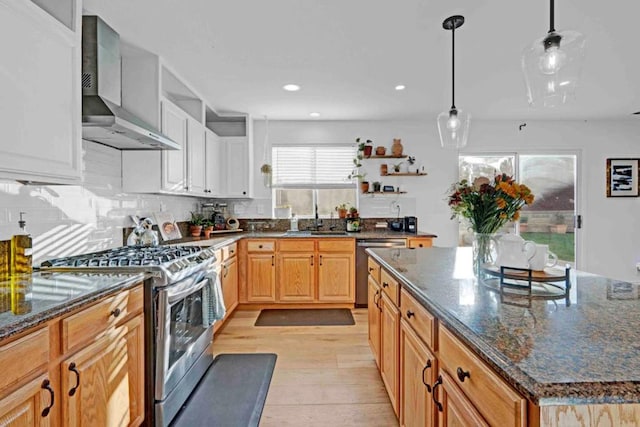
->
282;231;312;236
310;231;348;235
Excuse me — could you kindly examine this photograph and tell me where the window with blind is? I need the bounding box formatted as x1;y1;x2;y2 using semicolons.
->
272;145;357;218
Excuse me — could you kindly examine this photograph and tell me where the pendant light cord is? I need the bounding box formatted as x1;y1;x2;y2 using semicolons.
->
549;0;556;33
451;24;456;110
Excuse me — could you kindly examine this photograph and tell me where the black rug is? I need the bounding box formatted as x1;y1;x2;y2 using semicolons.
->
255;308;355;326
171;353;277;427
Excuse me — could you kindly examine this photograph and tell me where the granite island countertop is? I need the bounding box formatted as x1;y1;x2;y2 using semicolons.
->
367;246;640;406
0;272;145;341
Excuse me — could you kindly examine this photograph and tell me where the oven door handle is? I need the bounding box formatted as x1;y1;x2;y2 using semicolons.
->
166;276;211;304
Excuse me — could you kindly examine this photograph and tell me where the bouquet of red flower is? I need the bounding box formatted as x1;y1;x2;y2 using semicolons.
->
448;173;534;234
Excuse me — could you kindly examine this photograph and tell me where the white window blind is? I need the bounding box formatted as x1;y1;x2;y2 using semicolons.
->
272;145;355;188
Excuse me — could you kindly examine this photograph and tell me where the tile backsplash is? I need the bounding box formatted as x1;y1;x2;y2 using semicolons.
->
0;141;201;265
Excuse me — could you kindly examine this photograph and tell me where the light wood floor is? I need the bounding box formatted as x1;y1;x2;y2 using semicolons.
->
212;309;399;427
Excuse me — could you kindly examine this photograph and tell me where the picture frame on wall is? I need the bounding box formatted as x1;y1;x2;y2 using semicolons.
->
606;158;639;197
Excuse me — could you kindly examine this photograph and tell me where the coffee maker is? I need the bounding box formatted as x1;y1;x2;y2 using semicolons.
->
404;216;418;234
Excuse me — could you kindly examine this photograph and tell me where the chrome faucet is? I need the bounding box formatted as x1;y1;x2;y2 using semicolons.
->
313;204;323;230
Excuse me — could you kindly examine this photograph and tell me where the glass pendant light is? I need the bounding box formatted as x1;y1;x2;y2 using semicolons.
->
438;15;470;150
521;0;586;107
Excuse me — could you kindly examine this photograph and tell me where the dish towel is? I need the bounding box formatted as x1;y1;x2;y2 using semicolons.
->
202;270;226;326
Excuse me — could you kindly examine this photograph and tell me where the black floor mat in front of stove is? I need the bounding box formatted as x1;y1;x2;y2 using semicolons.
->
170;353;277;427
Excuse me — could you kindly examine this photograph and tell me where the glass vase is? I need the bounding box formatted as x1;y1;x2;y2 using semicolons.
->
472;233;498;278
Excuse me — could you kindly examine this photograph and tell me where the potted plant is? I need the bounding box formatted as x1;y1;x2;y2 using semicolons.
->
189;212;206;237
392;162;403;173
356;137;373;158
203;219;214;238
348;207;359;218
360;180;370;193
335;203;349;219
550;213;567;234
372;181;382;192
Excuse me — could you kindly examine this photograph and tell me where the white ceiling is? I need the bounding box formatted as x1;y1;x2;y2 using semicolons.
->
82;0;640;121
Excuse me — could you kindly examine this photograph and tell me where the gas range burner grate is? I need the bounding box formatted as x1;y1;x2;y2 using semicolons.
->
41;245;206;268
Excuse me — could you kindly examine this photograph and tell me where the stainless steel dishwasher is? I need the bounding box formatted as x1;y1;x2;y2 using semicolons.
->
355;239;407;307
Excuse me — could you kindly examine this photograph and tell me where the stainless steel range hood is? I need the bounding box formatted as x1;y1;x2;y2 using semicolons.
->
82;16;179;150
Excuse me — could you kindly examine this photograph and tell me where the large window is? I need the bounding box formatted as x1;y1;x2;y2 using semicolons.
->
272;145;357;217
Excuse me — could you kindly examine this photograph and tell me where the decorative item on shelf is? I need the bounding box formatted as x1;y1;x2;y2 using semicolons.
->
391;138;403;156
356;137;373;158
380;164;388;175
226;217;240;230
522;0;586;108
360;181;370;193
335;203;348;219
189;212;206;237
392;162;403;173
437;15;471;150
448;174;535;275
372;181;382;192
383;185;395;192
375;146;386;156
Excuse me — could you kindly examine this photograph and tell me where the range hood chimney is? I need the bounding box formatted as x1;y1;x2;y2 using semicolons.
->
81;16;179;150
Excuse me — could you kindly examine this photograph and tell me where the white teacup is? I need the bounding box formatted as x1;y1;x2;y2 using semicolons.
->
529;244;558;271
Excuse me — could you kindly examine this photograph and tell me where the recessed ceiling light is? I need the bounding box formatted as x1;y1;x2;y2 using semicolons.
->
283;84;301;92
309;112;321;118
395;85;406;91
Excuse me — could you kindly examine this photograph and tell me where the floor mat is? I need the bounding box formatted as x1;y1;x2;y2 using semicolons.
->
254;308;355;326
171;353;277;427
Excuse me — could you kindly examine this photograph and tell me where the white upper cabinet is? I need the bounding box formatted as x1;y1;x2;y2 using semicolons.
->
223;137;251;198
188;119;207;195
205;129;223;197
0;0;82;184
160;101;188;193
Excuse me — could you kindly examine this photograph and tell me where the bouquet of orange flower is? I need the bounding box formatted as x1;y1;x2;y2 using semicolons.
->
448;173;534;234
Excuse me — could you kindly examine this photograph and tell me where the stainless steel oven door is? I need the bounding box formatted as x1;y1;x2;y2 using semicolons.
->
155;273;214;401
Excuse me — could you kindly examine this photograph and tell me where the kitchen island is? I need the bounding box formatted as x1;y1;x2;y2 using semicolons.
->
367;246;640;426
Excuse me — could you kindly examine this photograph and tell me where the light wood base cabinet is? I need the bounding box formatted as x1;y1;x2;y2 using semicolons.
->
0;284;144;427
367;276;382;369
317;252;354;302
437;370;489;427
381;292;400;416
400;318;436;427
277;253;315;302
247;254;276;302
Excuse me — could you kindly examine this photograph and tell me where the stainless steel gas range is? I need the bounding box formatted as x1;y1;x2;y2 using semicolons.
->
40;245;219;427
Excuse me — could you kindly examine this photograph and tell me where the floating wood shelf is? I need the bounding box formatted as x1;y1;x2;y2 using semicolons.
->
365;155;408;159
363;191;407;195
381;172;428;176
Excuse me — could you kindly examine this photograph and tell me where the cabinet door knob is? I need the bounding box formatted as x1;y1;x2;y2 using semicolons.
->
110;308;121;318
406;310;415;319
432;374;443;412
382;282;389;288
242;191;247;195
419;244;424;247
368;267;374;272
41;379;54;417
68;362;81;396
456;367;470;383
259;244;263;248
421;360;432;392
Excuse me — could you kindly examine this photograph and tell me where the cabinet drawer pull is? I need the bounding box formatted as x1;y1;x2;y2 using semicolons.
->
421;360;432;392
382;282;389;288
432;374;443;412
456;367;470;383
41;379;54;417
110;308;121;318
310;255;314;266
373;290;380;307
406;310;415;318
223;265;229;278
271;255;275;266
68;363;80;396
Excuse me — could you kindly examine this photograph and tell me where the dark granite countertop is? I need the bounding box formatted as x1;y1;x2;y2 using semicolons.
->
166;230;437;248
0;272;145;341
367;247;640;406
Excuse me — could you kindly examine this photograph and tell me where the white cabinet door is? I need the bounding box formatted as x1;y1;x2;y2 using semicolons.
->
223;137;250;197
0;1;81;184
188;119;207;195
205;130;223;197
161;101;188;192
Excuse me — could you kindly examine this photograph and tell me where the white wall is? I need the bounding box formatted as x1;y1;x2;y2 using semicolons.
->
240;118;640;282
0;141;201;265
